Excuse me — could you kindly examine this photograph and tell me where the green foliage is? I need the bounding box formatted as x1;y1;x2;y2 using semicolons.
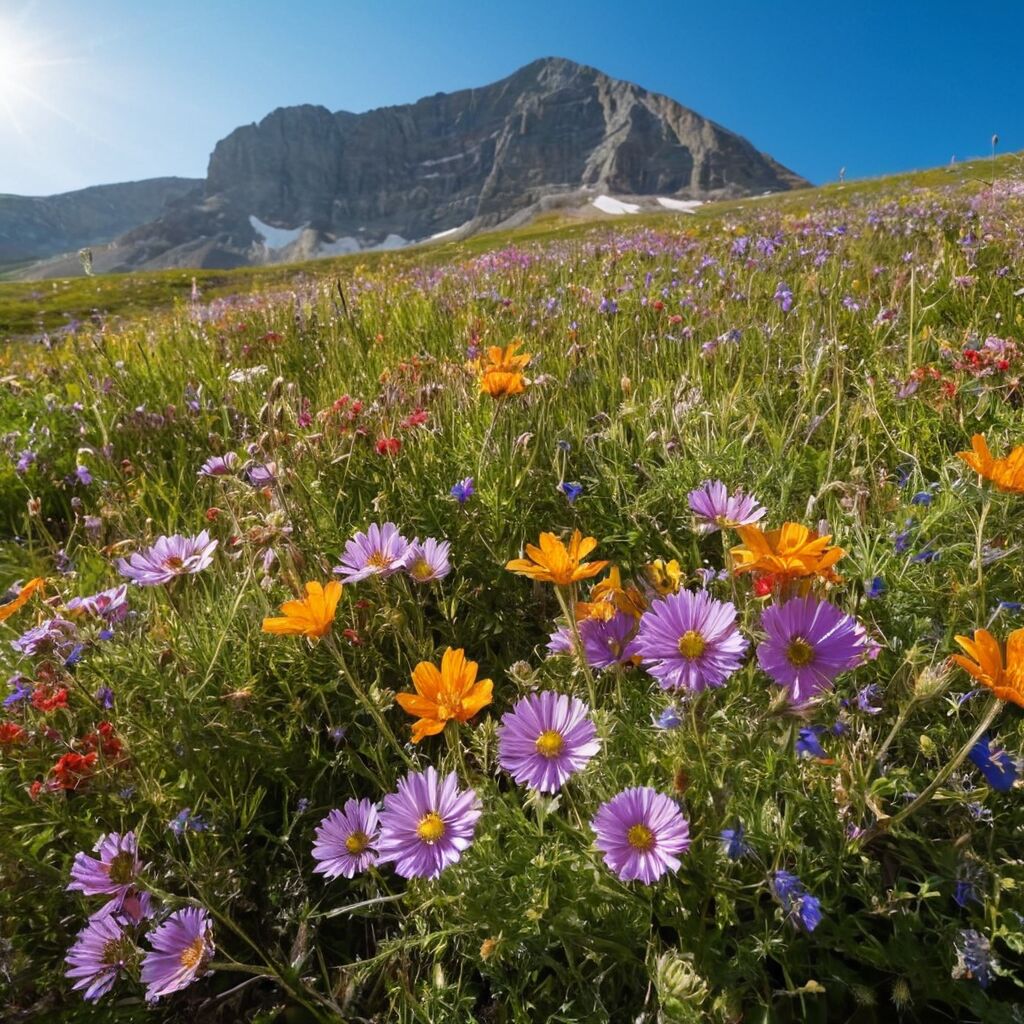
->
2;158;1024;1022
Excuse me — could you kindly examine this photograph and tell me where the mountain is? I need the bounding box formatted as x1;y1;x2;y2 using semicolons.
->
11;58;808;278
0;178;202;264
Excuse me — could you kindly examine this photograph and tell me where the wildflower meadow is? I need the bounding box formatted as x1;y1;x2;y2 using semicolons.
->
2;160;1024;1023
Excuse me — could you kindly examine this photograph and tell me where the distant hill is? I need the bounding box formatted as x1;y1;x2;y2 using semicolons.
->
6;57;808;278
0;178;202;264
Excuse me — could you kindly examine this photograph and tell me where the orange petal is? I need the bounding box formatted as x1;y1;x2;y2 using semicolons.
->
410;717;447;743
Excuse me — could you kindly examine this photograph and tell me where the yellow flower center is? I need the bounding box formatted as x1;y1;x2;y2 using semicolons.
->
626;823;656;852
345;830;370;855
535;730;564;758
366;552;392;569
786;637;815;667
416;812;446;844
410;559;434;580
179;935;206;972
677;630;706;659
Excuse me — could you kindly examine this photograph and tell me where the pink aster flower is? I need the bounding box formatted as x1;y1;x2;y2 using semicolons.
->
405;537;452;583
64;913;138;1002
140;907;215;1001
376;767;481;879
591;787;690;883
498;691;600;792
67;832;144;909
546;613;638;671
332;522;411;583
66;585;130;624
117;532;218;586
197;453;239;478
632;590;748;691
312;798;380;879
757;595;866;704
687;480;766;534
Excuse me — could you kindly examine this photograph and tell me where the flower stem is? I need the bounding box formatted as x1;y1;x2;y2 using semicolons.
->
858;695;1002;845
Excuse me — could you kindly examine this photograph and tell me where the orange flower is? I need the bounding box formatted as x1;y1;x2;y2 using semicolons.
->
576;566;647;621
396;647;493;743
957;434;1024;493
262;581;343;638
480;341;531;398
0;577;44;623
730;523;844;583
644;559;683;596
506;529;609;586
951;628;1024;707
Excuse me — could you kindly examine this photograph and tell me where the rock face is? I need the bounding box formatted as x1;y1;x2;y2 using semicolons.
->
10;58;808;277
0;178;201;263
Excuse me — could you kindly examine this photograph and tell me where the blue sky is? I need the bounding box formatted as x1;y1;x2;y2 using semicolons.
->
1;0;1020;195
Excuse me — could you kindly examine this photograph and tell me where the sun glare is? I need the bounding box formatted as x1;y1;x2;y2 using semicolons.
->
0;17;72;133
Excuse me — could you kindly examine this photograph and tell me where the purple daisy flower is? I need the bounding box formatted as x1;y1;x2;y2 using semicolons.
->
68;832;144;907
579;612;640;671
376;767;481;879
757;596;866;704
11;616;79;658
591;787;690;884
687;480;766;534
66;585;130;624
91;889;155;926
632;590;748;692
245;461;277;486
140;907;215;1001
498;691;600;792
197;453;238;478
64;913;138;1002
333;522;411;583
546;624;574;657
404;537;452;583
117;531;218;586
312;799;380;879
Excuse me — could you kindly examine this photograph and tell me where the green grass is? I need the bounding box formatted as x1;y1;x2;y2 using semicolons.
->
1;153;1024;1023
1;152;1020;339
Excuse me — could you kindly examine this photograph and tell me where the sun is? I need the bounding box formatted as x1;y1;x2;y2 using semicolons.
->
0;16;73;132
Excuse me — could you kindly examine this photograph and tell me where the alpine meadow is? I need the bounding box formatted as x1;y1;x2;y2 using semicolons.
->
2;151;1024;1024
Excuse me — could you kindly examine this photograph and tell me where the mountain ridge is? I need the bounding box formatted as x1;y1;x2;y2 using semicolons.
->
6;57;808;278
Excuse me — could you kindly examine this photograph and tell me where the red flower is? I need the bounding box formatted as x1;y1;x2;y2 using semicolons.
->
82;721;124;761
752;575;776;598
32;686;69;713
652;300;665;312
400;409;429;429
28;779;42;800
205;507;222;522
0;722;27;746
375;437;401;457
51;751;98;790
342;627;363;646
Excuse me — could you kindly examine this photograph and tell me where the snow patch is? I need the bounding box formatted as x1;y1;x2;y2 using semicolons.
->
592;195;641;215
429;226;461;241
249;215;306;251
656;197;703;213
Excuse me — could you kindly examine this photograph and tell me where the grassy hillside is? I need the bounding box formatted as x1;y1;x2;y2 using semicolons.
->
1;153;1019;339
1;152;1024;1023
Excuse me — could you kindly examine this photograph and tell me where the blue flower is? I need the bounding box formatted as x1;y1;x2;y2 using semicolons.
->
449;477;475;504
998;600;1023;613
720;824;751;860
328;725;347;746
911;491;933;505
968;734;1018;792
893;529;912;553
954;862;984;909
954;929;994;988
75;465;93;486
559;481;583;504
94;686;115;710
796;726;828;760
911;543;939;563
865;576;886;599
169;808;208;836
3;676;32;707
770;871;822;932
654;706;683;730
856;684;882;715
